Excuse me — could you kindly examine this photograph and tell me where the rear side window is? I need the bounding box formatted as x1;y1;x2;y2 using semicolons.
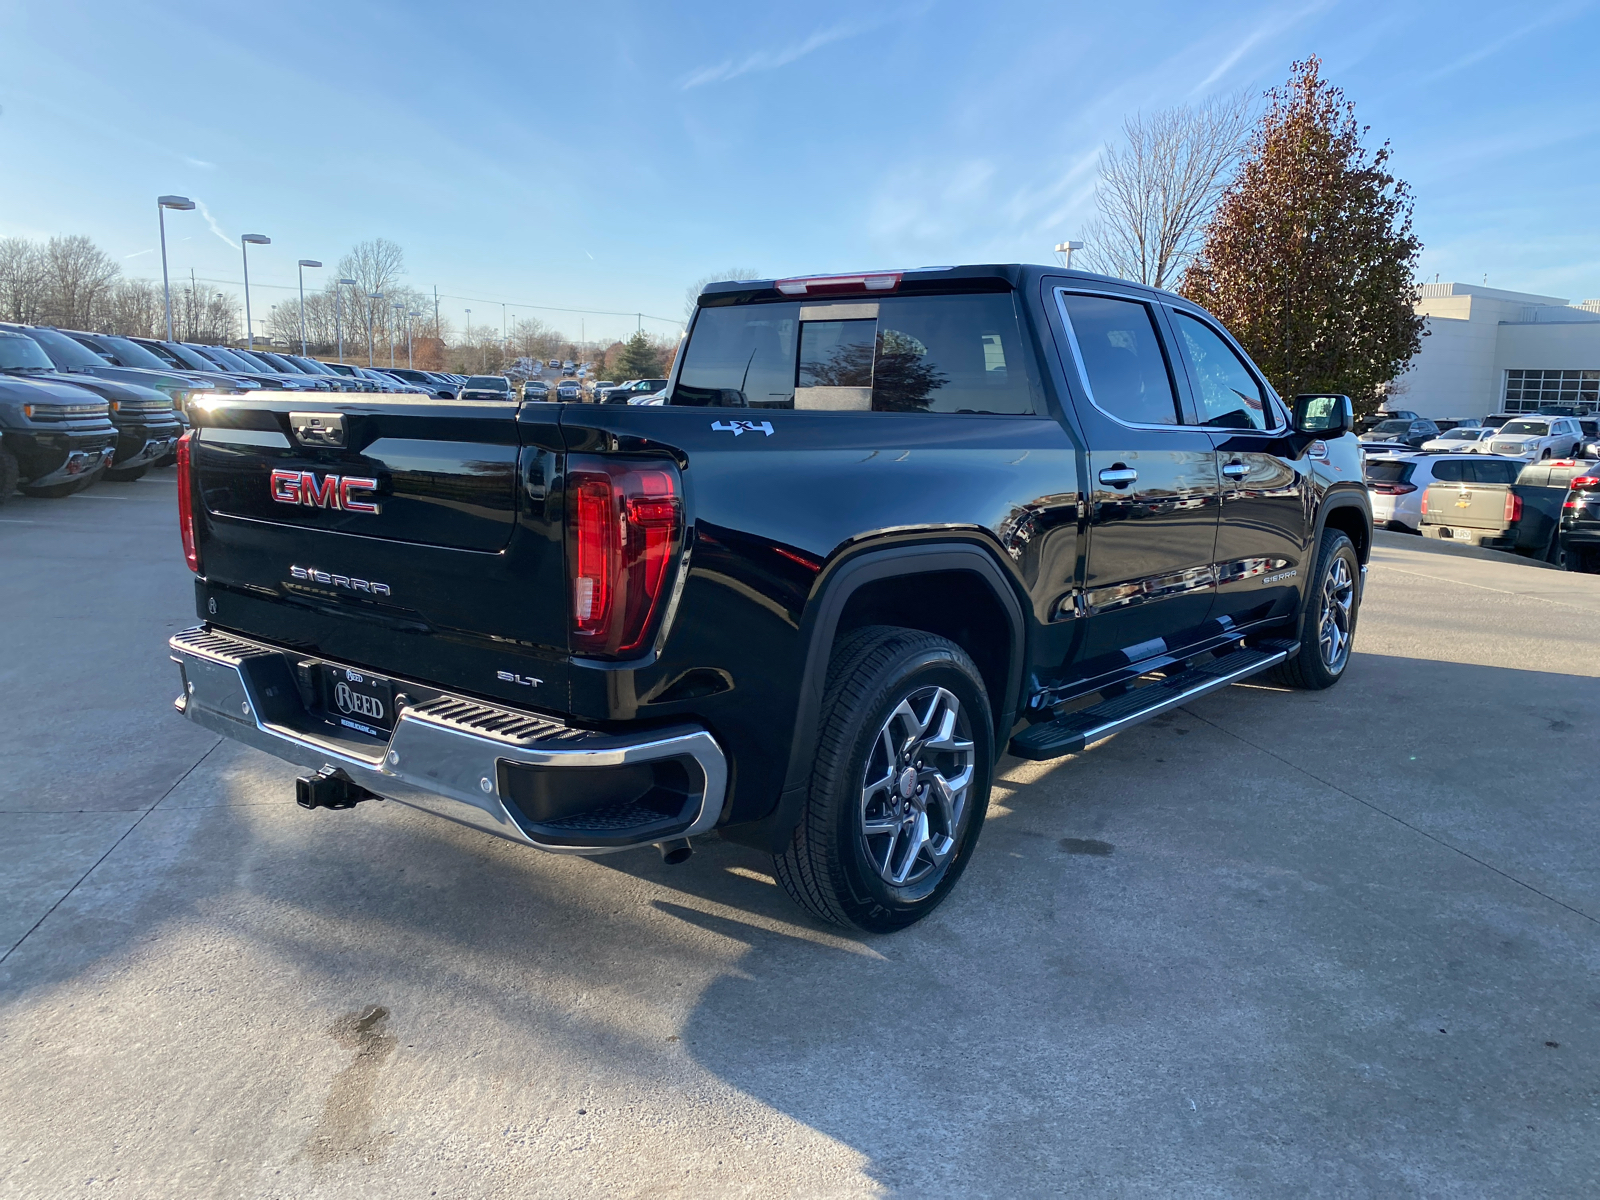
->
1475;460;1521;485
1058;293;1179;425
673;292;1038;414
1430;460;1468;483
1171;312;1270;431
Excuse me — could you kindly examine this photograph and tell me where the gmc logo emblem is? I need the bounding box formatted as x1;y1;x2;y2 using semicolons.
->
270;468;381;514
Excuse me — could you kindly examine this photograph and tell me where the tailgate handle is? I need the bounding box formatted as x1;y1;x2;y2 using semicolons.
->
290;412;347;448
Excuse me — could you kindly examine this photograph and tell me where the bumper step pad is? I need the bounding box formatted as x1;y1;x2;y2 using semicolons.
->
1008;640;1294;761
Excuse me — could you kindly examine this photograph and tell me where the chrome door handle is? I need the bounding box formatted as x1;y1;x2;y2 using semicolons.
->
1221;462;1250;479
1098;467;1138;487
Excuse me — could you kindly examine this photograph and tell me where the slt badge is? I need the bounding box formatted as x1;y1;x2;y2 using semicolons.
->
711;420;774;437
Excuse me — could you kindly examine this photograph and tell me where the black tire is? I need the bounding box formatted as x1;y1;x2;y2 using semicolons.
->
1545;529;1567;567
1273;528;1361;690
773;625;994;933
20;476;95;499
1541;449;1552;460
102;465;149;482
0;449;18;505
154;452;178;469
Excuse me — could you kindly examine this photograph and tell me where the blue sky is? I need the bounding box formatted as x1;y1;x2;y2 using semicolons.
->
1;0;1596;344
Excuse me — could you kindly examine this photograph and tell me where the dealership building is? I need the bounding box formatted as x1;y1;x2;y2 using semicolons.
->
1393;283;1600;421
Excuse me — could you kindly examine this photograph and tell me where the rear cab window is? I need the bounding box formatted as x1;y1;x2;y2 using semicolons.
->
672;291;1040;414
1364;461;1415;485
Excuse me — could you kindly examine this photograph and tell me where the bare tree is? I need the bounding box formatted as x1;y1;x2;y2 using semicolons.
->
177;284;239;344
684;268;761;321
38;235;121;329
1079;94;1252;289
97;279;164;337
0;237;45;324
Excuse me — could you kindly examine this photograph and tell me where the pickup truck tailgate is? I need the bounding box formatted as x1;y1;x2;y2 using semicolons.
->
190;396;569;705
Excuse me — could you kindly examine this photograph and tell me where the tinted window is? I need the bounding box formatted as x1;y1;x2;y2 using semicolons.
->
97;335;169;370
1057;294;1178;425
1430;460;1468;483
1172;311;1269;430
1372;420;1412;434
1501;420;1551;436
1473;460;1521;485
465;376;508;389
0;335;55;370
20;326;109;370
674;293;1038;414
1364;460;1415;484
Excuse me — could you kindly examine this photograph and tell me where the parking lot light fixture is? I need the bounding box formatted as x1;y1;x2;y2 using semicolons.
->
240;234;271;350
156;196;195;342
335;278;357;364
296;260;322;357
1055;240;1085;269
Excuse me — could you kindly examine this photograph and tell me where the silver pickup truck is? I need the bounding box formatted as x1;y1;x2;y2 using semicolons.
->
1420;457;1591;562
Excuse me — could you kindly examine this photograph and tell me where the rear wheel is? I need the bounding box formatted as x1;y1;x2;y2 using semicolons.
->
773;626;993;933
1273;528;1360;690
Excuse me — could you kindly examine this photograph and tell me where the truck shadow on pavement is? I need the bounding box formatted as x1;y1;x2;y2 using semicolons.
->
4;651;1600;1194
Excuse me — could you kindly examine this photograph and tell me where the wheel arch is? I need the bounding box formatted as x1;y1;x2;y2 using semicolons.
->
724;538;1027;854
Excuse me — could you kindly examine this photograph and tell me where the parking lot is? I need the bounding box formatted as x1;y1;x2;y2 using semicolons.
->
3;469;1598;1197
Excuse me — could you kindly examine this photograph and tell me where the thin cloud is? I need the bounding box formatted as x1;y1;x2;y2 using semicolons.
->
681;8;920;89
1192;1;1330;93
183;156;216;170
1417;3;1592;85
195;200;237;250
124;248;154;259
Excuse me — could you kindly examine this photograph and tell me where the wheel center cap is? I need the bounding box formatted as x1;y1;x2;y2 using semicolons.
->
897;766;919;799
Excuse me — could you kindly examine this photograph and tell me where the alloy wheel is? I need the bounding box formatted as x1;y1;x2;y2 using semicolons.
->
1318;555;1355;672
858;686;975;887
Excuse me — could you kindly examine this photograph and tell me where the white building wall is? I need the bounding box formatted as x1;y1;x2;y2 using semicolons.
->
1391;284;1600;420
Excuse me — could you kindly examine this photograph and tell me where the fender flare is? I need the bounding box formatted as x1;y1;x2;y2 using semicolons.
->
728;540;1027;854
1296;487;1373;636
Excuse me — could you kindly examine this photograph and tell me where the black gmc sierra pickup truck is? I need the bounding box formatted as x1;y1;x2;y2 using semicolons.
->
168;265;1371;931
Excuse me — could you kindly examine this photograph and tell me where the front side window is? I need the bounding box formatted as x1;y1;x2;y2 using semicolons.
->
1058;293;1179;425
1172;311;1270;431
673;292;1038;414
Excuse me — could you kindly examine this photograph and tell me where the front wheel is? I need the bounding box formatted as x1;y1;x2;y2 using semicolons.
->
773;626;993;933
1273;528;1361;690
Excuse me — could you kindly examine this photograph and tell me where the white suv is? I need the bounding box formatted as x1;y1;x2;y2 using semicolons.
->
1485;416;1585;460
1365;453;1520;532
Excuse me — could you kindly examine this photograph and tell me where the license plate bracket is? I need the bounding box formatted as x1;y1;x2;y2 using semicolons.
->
322;665;396;737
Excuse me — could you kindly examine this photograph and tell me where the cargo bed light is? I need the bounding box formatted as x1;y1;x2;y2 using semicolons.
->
775;272;902;297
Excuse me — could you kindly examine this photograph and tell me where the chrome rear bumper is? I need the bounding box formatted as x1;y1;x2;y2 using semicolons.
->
169;626;726;854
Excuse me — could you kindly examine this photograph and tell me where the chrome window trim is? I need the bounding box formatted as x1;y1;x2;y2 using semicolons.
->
1053;287;1193;433
1163;303;1287;436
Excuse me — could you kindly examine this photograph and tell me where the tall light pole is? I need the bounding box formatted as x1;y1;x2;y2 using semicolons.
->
156;196;194;342
407;311;419;368
296;259;322;356
1055;240;1084;269
391;302;403;367
241;234;270;349
335;278;356;364
465;308;472;368
366;293;382;367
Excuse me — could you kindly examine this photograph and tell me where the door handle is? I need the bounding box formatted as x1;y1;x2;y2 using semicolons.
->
1098;467;1138;487
1221;462;1249;479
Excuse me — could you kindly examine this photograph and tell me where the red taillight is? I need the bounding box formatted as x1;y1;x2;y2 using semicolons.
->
567;456;681;658
1504;492;1522;523
774;272;902;296
1571;476;1600;489
1420;492;1428;515
176;430;199;573
1367;482;1417;495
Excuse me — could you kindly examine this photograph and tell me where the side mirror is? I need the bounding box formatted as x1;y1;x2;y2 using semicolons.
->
1294;393;1352;437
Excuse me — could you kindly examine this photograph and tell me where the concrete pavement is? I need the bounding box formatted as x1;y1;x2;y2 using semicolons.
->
2;470;1597;1197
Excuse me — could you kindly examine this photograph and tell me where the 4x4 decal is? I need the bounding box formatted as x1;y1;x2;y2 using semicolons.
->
711;420;774;437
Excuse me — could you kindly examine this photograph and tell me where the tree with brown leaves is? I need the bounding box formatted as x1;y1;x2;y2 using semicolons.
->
1181;58;1424;414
